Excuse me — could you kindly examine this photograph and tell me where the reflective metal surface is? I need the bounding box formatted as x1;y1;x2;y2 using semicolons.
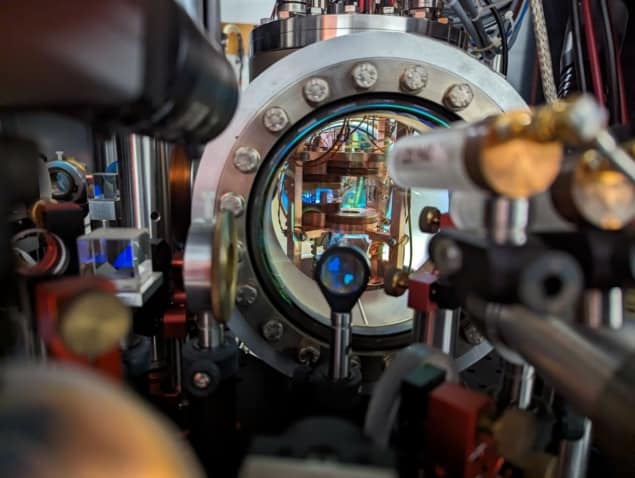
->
188;30;526;376
250;14;467;77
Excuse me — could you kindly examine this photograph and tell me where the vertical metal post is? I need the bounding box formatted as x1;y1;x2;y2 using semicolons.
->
414;309;459;355
557;419;592;478
330;312;352;381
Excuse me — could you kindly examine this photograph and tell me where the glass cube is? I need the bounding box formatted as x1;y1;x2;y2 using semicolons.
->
88;173;119;200
77;228;152;292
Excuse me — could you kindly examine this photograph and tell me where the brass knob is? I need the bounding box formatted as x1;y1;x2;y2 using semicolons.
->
384;267;410;297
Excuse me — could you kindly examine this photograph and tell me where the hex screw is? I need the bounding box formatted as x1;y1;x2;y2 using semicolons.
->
220;192;246;217
233;146;261;174
263;107;290;133
401;65;428;92
352;62;379;89
443;83;474;111
262;319;284;342
303;77;330;104
192;371;211;389
236;284;258;306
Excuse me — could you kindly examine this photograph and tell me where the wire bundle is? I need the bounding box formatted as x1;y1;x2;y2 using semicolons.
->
568;0;628;124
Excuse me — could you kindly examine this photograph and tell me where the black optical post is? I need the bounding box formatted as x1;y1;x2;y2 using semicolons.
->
315;246;370;382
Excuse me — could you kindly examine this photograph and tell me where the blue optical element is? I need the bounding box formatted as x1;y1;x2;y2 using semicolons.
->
113;244;135;269
321;253;366;295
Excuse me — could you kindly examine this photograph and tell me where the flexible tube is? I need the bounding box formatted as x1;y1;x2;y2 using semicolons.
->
570;0;588;93
599;0;620;122
580;0;605;104
363;343;458;449
529;0;558;103
447;0;487;48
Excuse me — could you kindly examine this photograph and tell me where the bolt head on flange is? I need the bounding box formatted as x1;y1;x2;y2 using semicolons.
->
192;371;211;389
233;146;261;174
220;192;246;217
263;107;290;133
352;62;379;89
419;206;442;233
303;77;330;104
401;65;428;92
443;83;474;111
262;319;284;342
236;284;258;306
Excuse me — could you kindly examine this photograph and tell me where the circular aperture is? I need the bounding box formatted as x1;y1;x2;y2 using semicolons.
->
320;252;368;296
248;96;457;346
50;168;75;200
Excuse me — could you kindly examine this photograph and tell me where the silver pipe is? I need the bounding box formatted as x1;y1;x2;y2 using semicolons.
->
205;0;222;46
117;135;172;241
414;309;459;356
557;419;592;478
486;197;530;246
197;311;224;349
468;298;635;467
499;362;535;410
582;288;624;330
330;312;352;382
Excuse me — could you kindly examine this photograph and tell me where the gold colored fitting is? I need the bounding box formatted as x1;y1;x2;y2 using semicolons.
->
60;291;131;359
480;138;564;198
384;268;410;297
211;210;238;324
571;148;635;230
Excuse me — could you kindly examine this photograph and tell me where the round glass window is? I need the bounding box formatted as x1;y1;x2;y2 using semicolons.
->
250;99;455;338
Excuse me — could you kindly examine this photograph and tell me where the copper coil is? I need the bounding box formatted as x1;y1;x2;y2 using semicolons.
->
326;208;378;233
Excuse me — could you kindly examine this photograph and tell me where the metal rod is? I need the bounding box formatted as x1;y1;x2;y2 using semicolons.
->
197;311;224;349
414;309;459;355
499;362;535;410
485;197;530;246
330;312;352;381
557;419;592;478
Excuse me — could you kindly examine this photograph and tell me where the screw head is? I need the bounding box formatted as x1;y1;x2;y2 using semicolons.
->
263;106;290;133
233;146;261;173
443;83;474;111
236;284;258;306
298;345;320;365
220;192;245;217
352;62;379;89
461;321;484;345
303;77;330;104
192;371;211;389
262;319;284;342
419;206;442;233
401;65;428;92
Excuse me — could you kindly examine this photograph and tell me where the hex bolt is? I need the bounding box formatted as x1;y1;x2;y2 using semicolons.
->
192;371;211;390
263;106;290;133
432;238;463;275
461;320;484;346
401;65;428;92
419;206;442;233
298;345;320;365
443;83;474;111
352;62;379;89
303;77;330;104
233;146;261;174
236;284;258;306
220;192;246;217
262;319;284;343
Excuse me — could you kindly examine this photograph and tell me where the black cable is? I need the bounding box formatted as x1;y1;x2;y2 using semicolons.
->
483;0;509;75
599;0;620;123
570;0;588;93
